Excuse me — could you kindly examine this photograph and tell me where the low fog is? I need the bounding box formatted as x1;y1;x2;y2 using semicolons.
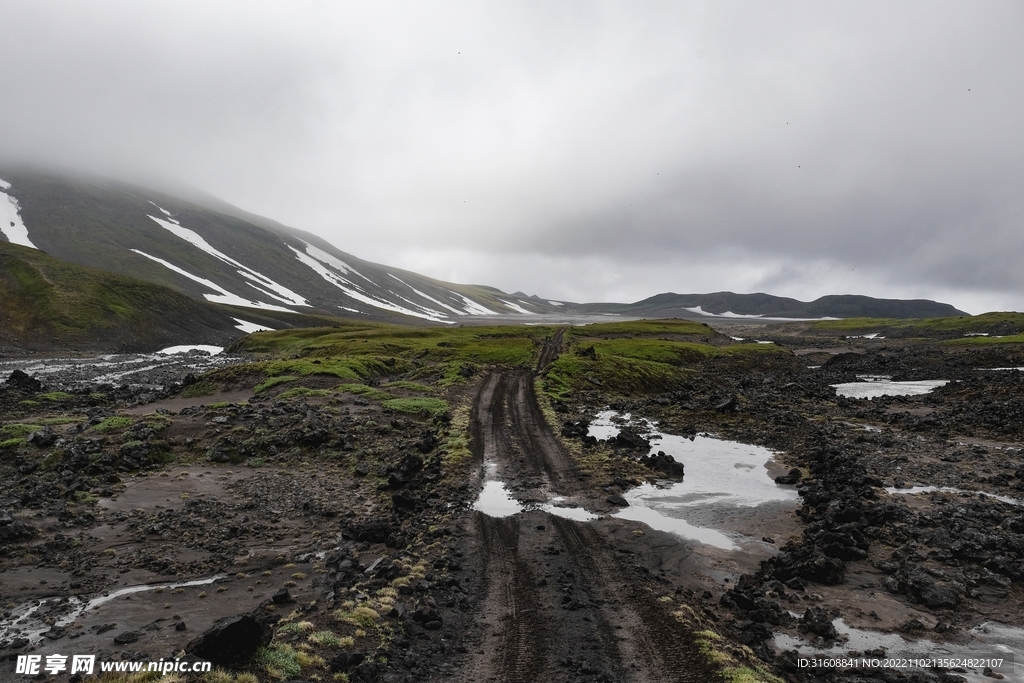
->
2;1;1022;312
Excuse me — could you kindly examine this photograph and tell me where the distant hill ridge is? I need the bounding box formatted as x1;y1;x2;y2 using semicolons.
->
602;292;967;319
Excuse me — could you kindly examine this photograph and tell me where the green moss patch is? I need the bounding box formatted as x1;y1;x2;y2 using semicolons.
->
181;381;218;398
382;397;449;418
93;416;134;433
278;387;333;399
0;423;42;438
253;375;299;393
38;391;73;401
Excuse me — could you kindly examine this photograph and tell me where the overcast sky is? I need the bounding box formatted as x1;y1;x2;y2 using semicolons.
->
2;1;1023;313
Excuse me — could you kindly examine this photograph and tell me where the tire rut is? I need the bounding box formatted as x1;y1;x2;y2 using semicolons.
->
457;330;721;683
466;513;549;683
552;517;721;683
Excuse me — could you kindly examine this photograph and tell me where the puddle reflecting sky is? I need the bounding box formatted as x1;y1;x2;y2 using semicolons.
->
590;411;798;550
832;376;948;399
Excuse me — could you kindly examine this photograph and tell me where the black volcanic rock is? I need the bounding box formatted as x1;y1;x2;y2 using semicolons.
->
186;614;272;668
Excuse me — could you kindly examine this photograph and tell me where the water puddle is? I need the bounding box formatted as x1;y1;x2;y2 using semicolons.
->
774;618;1023;682
0;575;222;647
612;494;740;549
833;375;949;399
473;481;525;518
886;485;1022;507
472;482;599;521
537;500;600;522
589;412;798;550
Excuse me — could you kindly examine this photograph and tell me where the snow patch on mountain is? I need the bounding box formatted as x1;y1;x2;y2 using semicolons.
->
0;179;37;249
289;245;453;323
301;240;374;284
233;318;275;333
131;249;293;312
453;293;498;315
684;306;764;319
147;213;309;307
148;201;174;217
388;274;466;316
500;300;534;315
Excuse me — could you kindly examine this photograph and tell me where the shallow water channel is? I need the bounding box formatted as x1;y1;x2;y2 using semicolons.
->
0;347;239;390
0;575;223;647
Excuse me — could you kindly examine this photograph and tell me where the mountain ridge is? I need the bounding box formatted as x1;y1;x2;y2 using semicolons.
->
0;169;972;340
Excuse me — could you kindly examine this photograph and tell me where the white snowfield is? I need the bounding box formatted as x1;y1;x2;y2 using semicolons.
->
131;249;293;312
453;293;499;315
233;318;275;333
289;244;453;323
0;178;37;249
500;300;535;315
301;240;375;284
388;274;467;316
685;306;763;319
148;210;308;308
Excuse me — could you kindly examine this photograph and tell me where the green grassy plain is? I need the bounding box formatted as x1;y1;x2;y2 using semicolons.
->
809;311;1024;339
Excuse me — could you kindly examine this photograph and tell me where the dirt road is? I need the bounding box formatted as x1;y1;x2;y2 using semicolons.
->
455;330;719;683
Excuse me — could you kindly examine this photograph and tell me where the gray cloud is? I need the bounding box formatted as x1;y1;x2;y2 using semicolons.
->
2;1;1022;313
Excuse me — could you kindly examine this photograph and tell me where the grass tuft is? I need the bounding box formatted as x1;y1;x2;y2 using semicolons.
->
93;416;134;433
382;397;449;417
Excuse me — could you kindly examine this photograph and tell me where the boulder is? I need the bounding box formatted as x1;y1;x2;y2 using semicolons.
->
795;552;846;585
5;369;42;392
613;427;650;450
775;468;802;485
185;614;272;668
799;607;837;639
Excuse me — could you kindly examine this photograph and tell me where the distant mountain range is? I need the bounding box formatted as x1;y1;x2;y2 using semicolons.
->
0;169;968;351
578;291;966;320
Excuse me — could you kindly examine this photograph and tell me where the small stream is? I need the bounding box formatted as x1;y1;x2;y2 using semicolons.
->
1;347;241;390
0;576;223;647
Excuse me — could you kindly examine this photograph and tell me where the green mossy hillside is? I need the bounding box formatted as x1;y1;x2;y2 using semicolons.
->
0;241;238;351
809;312;1024;339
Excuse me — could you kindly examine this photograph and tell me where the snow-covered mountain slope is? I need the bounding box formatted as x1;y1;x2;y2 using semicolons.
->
0;171;563;325
0;177;37;249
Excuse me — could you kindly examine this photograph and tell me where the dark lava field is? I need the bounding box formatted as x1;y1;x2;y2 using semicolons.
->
2;318;1024;683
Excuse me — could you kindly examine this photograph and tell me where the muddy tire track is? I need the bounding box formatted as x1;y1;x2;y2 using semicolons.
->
509;369;577;491
536;327;565;372
461;513;550;683
456;330;721;683
552;517;718;683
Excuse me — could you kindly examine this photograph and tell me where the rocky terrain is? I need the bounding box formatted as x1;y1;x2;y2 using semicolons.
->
1;319;1023;682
